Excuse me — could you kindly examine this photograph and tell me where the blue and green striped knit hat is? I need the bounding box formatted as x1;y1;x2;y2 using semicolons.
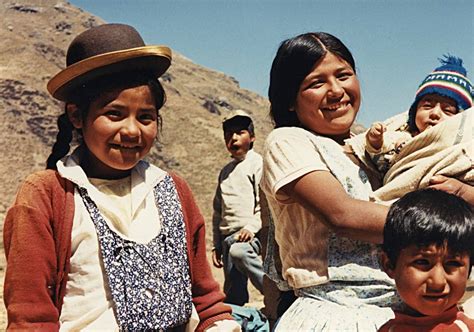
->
408;55;474;131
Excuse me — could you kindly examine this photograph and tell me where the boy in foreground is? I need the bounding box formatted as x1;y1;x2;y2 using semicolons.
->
380;189;474;331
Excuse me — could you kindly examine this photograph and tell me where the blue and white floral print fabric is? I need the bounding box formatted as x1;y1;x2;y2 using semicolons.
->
79;175;192;331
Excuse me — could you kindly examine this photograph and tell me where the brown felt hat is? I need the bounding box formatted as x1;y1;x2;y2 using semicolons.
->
47;23;172;101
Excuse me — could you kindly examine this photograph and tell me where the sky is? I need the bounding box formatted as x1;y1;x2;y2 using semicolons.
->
70;0;473;127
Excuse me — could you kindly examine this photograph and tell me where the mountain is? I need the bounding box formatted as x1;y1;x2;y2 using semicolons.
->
0;0;367;225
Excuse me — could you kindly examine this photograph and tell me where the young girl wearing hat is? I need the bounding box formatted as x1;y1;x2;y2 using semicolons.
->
3;24;239;331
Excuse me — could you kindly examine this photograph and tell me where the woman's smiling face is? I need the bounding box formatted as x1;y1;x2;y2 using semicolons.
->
293;51;361;142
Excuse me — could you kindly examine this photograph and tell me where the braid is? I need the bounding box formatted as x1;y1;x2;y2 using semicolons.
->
46;111;74;170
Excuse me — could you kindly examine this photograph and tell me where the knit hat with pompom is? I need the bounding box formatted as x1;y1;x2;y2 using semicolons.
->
408;55;473;131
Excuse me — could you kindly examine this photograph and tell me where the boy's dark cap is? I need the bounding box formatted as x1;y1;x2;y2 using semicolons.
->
222;109;253;125
47;23;172;101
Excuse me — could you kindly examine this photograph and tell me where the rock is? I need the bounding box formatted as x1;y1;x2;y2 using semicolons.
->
202;99;221;115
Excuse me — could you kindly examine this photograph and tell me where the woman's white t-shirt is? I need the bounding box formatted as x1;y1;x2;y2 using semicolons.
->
261;127;393;295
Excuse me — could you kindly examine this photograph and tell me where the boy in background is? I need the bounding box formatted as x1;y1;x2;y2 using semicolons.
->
380;189;474;331
212;110;264;305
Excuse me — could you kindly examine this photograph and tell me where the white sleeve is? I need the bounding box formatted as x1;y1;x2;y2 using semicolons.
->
261;128;329;203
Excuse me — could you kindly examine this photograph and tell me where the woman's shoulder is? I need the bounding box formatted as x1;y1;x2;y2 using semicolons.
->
265;126;315;146
264;126;338;154
267;126;309;138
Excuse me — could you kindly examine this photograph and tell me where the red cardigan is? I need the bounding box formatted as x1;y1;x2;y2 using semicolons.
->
3;170;233;331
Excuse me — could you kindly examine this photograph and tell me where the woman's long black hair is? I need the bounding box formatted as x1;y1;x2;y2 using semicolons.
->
268;32;356;128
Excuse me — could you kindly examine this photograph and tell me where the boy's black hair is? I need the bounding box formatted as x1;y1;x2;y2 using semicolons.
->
222;116;255;149
222;116;255;136
382;188;474;266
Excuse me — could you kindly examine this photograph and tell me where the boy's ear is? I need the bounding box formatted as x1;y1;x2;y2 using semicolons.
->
250;135;256;143
66;104;83;129
380;251;395;278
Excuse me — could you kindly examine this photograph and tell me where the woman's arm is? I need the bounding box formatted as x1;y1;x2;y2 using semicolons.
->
429;175;474;205
282;170;388;243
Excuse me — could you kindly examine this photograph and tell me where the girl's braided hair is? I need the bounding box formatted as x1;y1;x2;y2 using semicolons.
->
46;112;75;170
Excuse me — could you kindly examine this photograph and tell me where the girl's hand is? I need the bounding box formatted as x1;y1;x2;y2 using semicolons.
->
429;175;474;205
212;248;223;268
366;122;386;151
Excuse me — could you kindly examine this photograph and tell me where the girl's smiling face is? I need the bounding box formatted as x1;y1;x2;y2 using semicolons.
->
69;84;158;179
293;51;360;143
383;243;470;317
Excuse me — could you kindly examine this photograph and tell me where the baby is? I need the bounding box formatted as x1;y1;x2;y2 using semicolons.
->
366;55;473;175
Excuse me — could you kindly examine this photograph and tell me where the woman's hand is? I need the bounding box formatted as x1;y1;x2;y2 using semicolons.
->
429;175;474;205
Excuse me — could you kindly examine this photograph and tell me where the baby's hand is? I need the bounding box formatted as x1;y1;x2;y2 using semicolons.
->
366;122;386;151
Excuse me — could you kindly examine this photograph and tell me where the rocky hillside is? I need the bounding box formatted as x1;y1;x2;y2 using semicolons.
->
0;0;366;226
